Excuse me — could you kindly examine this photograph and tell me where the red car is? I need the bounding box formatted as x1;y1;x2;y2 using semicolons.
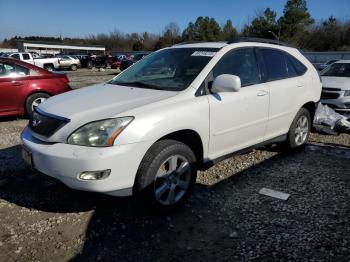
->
111;60;122;69
0;57;71;117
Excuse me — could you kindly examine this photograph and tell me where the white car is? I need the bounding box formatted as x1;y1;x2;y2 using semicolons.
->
320;60;350;113
21;40;321;210
8;52;60;71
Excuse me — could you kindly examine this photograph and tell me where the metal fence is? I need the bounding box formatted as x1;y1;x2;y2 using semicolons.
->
303;51;350;67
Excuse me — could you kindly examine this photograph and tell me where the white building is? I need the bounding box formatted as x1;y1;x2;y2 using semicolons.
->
17;40;105;55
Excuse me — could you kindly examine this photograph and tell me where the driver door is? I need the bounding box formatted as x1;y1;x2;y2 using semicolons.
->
207;48;269;159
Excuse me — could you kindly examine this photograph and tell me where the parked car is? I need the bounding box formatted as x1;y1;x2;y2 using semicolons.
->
74;55;92;68
55;55;80;71
111;60;122;70
21;39;321;211
320;60;350;113
120;52;149;71
317;59;339;71
8;52;60;71
0;57;71;117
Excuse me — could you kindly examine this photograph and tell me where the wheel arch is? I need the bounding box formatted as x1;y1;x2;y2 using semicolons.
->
156;129;204;166
301;101;317;121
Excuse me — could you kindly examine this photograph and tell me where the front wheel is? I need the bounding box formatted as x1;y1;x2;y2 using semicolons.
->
286;108;311;150
25;93;50;117
70;64;77;71
134;140;197;212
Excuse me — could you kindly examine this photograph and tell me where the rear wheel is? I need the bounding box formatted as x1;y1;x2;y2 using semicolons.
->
25;93;50;117
286;108;311;150
134;139;197;212
70;64;77;71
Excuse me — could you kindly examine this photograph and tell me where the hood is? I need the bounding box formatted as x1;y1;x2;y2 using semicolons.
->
33;83;178;142
321;76;350;90
39;83;178;120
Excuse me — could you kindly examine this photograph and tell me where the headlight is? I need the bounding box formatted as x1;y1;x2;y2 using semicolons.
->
344;90;350;96
67;117;134;147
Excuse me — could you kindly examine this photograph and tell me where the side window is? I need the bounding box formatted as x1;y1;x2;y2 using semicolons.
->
0;62;15;78
16;65;30;76
22;53;31;60
287;54;307;76
213;48;260;87
11;54;21;60
260;49;288;81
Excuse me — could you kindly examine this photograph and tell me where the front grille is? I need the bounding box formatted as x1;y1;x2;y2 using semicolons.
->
29;110;69;137
321;92;340;100
323;87;342;92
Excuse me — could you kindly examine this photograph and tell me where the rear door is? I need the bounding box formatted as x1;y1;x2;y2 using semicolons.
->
207;48;269;159
0;61;29;113
257;48;307;140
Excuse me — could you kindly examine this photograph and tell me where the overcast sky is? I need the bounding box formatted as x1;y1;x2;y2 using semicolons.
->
0;0;349;40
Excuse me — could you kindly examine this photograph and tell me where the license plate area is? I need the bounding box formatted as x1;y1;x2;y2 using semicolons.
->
22;147;33;168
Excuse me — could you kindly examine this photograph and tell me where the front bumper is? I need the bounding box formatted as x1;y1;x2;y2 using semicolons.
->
21;127;152;196
321;92;350;113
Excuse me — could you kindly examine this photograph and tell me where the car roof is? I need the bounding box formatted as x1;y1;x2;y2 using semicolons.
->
172;42;228;49
334;60;350;64
172;38;292;50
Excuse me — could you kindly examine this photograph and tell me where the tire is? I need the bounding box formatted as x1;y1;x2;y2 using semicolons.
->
25;93;50;117
87;61;93;69
44;64;54;71
70;64;77;71
286;108;311;150
134;139;197;212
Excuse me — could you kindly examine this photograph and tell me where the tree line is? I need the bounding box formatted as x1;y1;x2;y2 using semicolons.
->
1;0;350;52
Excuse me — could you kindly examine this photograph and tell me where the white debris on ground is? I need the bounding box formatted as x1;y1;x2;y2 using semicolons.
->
258;188;291;200
313;103;350;134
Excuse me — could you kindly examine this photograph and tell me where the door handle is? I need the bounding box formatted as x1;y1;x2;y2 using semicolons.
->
257;90;268;96
297;82;304;87
11;81;23;87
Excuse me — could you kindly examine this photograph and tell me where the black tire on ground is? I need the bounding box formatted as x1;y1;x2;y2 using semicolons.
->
25;92;50;117
87;61;93;69
134;139;198;212
71;64;77;71
44;64;54;71
286;107;311;150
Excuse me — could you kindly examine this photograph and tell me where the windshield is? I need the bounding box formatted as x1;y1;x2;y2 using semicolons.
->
109;48;218;91
321;63;350;77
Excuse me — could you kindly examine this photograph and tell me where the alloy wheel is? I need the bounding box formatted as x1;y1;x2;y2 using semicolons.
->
31;97;47;111
154;155;191;206
294;115;309;146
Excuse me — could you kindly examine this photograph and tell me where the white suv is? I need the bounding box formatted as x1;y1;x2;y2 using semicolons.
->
21;40;321;210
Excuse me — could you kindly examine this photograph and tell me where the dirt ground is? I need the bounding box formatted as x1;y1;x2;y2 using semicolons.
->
0;69;349;261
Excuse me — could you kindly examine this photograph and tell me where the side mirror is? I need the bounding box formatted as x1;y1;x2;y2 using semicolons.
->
211;74;241;93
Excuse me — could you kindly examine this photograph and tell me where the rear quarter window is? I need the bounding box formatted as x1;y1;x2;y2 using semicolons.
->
287;54;307;76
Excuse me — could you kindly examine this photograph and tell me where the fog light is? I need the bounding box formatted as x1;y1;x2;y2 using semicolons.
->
78;169;111;180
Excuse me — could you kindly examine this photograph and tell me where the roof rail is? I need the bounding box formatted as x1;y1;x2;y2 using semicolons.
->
227;37;291;47
173;41;204;46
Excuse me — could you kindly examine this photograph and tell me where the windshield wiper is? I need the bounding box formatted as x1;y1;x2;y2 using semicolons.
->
112;81;163;90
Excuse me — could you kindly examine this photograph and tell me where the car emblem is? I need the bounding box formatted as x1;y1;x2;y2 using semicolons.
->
32;118;42;127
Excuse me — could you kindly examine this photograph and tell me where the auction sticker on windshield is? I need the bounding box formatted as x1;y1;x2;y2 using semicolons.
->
191;51;217;57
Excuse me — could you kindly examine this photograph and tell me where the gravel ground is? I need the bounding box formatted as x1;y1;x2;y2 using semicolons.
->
0;69;350;261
